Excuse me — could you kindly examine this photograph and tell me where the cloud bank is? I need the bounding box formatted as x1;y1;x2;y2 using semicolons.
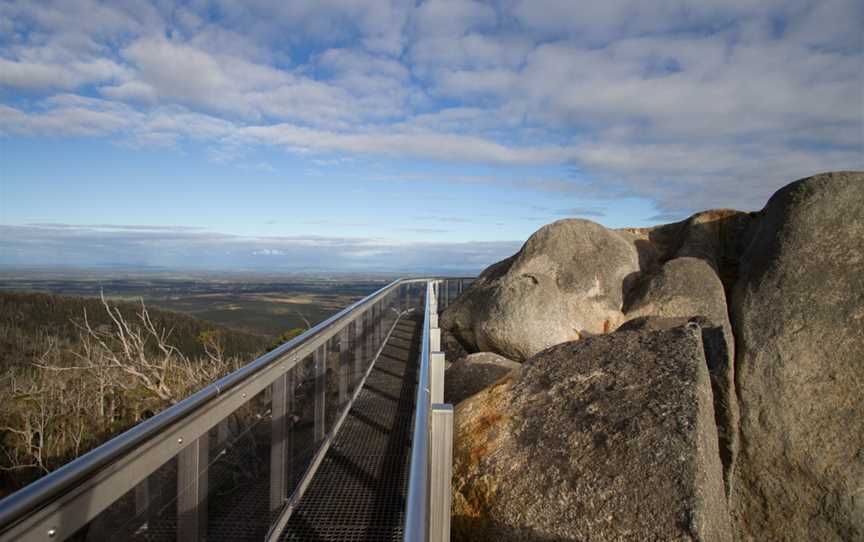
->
1;0;862;215
0;223;519;272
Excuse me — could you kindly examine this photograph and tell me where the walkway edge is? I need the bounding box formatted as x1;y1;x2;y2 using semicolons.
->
265;308;411;542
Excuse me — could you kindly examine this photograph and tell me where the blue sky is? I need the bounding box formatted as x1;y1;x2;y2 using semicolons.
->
0;0;862;272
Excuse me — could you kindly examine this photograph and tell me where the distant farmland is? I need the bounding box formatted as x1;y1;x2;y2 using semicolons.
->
0;273;390;337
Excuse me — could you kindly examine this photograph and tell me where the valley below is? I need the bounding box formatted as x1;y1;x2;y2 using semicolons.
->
0;271;392;338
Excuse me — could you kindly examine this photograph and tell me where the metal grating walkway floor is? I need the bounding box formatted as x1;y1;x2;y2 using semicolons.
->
279;313;422;542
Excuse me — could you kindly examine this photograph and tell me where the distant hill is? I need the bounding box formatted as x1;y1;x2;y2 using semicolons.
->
0;292;269;369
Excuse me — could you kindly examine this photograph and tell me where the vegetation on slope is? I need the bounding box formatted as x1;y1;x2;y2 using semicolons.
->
0;292;270;498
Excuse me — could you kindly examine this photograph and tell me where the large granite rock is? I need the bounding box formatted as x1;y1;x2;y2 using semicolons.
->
452;325;731;541
622;209;752;289
444;352;520;405
623;256;739;495
624;257;730;335
730;171;864;541
441;219;640;361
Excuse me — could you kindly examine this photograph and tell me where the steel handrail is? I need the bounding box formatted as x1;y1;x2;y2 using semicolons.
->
0;277;424;532
403;281;433;542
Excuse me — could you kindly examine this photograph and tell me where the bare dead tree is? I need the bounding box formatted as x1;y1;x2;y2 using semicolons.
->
293;309;312;330
33;294;185;404
1;293;248;489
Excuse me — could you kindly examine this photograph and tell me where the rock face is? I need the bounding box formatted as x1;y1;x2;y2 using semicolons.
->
441;219;640;361
444;352;520;405
452;325;731;542
730;171;864;541
624;257;730;335
622;209;752;289
623;256;739;494
442;329;468;367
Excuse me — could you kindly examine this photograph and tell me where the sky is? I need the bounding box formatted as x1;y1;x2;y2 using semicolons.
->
0;0;862;272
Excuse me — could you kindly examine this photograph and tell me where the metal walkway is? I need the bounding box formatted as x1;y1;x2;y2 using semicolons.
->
281;315;422;541
0;279;466;542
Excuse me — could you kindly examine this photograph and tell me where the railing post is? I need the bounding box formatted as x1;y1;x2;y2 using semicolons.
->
429;404;454;542
379;299;385;345
353;319;363;386
314;344;326;443
270;370;294;511
430;281;441;352
339;326;350;406
443;280;449;310
375;299;384;346
457;279;463;296
177;432;208;542
367;309;374;366
378;301;384;347
369;303;377;352
405;284;420;310
430;283;439;328
430;351;445;404
430;328;441;352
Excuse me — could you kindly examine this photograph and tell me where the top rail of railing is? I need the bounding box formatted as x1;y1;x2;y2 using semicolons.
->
0;276;472;538
403;281;434;542
404;278;461;542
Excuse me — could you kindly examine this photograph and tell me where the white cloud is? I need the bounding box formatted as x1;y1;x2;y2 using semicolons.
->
410;33;533;78
211;0;413;55
235;123;572;164
0;56;127;89
0;103;132;136
318;48;409;82
0;0;861;218
412;0;497;37
100;80;158;103
118;37;270;118
506;0;816;43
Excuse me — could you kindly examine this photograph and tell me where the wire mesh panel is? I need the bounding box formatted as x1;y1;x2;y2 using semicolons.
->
289;353;320;487
362;310;376;380
66;454;178;541
338;327;354;409
379;294;398;342
325;337;342;437
64;387;273;542
205;389;273;541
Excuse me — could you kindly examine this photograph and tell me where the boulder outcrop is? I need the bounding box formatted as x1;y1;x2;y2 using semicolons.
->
451;324;731;542
444;171;864;541
623;256;739;494
444;352;519;405
441;219;640;361
729;171;864;541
